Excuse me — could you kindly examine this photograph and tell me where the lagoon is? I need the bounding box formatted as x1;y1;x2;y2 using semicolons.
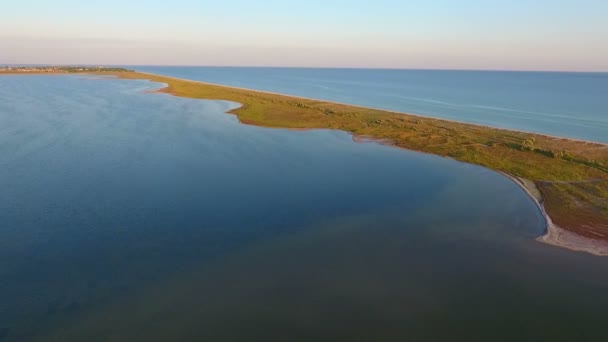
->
1;75;608;341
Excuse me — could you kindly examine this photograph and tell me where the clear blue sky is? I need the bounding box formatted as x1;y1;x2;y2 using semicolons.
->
1;0;607;71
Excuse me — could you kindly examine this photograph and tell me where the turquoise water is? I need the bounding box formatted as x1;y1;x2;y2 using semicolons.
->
1;75;608;341
135;66;608;143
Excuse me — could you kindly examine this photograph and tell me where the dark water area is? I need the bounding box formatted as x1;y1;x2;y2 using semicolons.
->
0;75;607;341
135;66;608;143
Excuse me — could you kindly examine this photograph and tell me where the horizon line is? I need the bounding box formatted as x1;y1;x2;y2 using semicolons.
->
2;63;607;74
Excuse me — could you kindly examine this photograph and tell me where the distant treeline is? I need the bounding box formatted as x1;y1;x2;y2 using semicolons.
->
56;66;133;72
0;66;133;73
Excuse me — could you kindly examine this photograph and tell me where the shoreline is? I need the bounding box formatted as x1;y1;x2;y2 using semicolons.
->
499;172;608;256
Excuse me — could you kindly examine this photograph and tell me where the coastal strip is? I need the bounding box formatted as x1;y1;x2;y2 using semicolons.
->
2;68;607;255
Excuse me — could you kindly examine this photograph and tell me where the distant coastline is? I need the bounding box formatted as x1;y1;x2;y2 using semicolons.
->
3;67;607;255
0;66;132;74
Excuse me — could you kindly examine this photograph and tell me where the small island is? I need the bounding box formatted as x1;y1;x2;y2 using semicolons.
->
3;67;607;255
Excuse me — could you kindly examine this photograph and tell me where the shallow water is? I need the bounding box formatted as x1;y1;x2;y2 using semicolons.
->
0;75;607;341
135;66;608;143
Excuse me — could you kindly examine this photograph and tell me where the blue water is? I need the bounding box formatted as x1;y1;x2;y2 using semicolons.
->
134;66;608;143
1;74;608;341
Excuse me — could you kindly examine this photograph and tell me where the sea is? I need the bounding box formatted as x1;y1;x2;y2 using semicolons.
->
0;71;607;341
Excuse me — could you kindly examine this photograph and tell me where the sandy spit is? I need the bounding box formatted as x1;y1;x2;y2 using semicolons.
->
500;172;608;256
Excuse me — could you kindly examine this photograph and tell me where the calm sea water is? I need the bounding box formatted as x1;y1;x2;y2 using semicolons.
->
1;75;608;341
135;66;608;143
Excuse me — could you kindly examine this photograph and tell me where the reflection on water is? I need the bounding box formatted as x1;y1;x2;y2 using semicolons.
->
0;75;607;341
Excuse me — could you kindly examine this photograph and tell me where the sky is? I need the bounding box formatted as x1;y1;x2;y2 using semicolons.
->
1;0;607;71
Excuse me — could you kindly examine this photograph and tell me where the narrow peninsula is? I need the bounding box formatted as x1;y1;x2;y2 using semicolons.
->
4;67;608;255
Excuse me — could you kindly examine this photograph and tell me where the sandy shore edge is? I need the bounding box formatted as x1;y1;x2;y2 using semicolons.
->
499;172;608;256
